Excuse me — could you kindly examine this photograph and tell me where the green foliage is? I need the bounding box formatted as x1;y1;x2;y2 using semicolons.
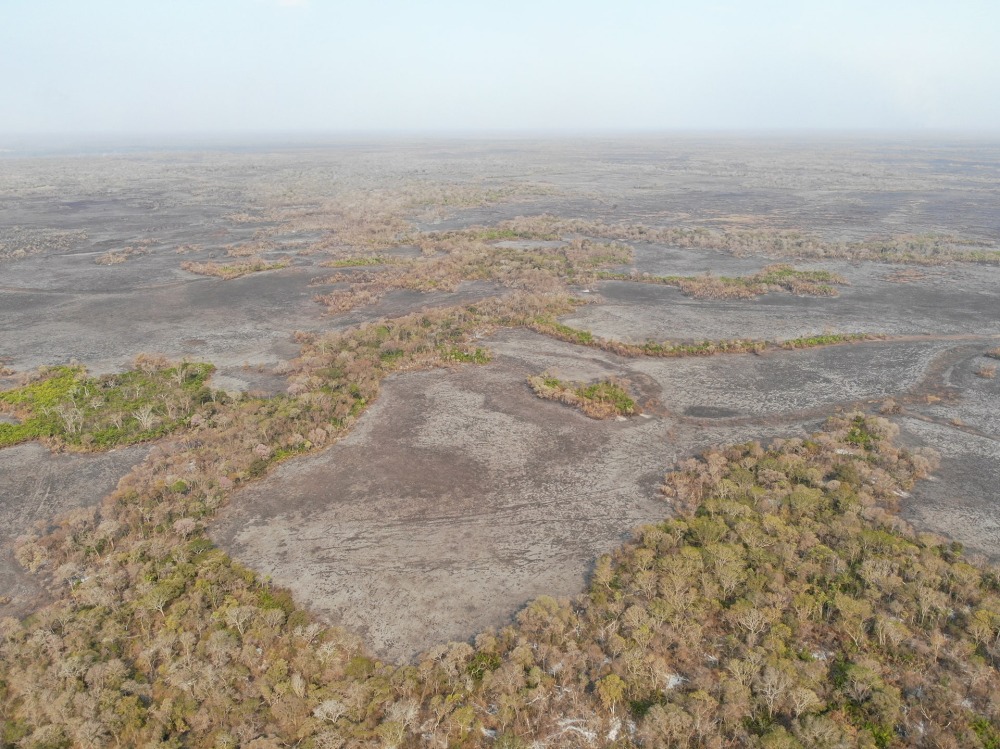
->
529;316;877;360
466;651;501;681
527;373;638;418
974;717;1000;749
782;332;871;349
845;415;880;451
474;227;559;241
531;316;594;345
0;361;214;449
439;346;491;364
576;380;636;414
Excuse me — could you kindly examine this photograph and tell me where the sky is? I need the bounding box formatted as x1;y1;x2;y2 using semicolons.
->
2;0;999;135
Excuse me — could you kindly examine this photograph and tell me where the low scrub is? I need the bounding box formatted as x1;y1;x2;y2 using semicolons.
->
95;243;150;266
321;255;401;268
490;215;1000;265
181;257;289;279
527;373;638;419
596;263;846;299
314;238;632;314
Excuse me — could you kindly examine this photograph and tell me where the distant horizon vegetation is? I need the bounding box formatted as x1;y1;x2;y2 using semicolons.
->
3;129;1000;159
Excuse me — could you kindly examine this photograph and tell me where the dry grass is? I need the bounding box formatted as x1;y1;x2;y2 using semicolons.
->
976;364;997;379
95;243;151;266
885;268;929;283
321;255;402;268
479;215;1000;266
313;237;631;314
181;257;290;279
596;263;846;299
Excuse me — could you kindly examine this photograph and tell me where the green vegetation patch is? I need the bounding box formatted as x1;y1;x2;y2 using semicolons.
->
529;316;878;358
475;227;560;242
0;358;214;450
527;373;638;419
781;332;872;348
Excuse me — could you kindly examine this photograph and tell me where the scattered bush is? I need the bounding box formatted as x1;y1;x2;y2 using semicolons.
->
181;258;289;279
527;374;638;419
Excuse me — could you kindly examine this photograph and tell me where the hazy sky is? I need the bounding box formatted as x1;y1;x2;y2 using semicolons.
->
2;0;999;134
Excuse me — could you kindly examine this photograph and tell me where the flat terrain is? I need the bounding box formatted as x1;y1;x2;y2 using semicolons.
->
1;136;998;661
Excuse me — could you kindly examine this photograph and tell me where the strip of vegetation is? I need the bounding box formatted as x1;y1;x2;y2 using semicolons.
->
0;356;215;450
181;258;290;279
321;255;402;268
529;316;878;358
475;227;561;242
595;263;846;299
487;215;1000;266
527;373;638;419
779;332;873;348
